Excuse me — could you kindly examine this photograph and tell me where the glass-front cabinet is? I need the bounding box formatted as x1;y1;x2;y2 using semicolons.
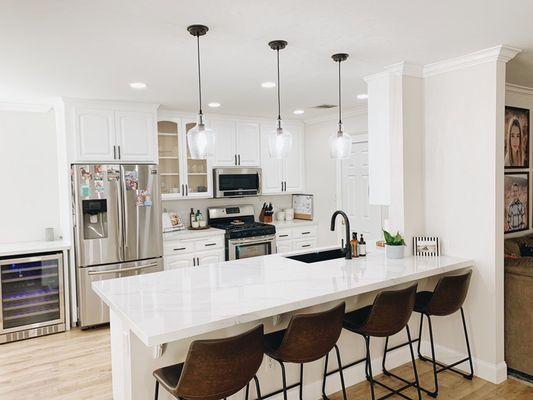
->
157;116;212;200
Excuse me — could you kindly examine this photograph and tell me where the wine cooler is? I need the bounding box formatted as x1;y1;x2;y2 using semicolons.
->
0;252;65;343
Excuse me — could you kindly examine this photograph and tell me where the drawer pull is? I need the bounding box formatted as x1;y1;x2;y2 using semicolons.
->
205;243;216;247
173;247;186;251
301;232;311;235
301;244;311;248
279;234;289;238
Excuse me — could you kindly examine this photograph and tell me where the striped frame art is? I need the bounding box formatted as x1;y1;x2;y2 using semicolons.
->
413;236;440;256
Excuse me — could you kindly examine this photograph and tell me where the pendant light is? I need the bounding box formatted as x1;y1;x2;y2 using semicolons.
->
268;40;292;159
329;53;351;159
187;24;215;159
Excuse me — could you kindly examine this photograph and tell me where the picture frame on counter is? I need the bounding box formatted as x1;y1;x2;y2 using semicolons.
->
413;236;440;256
292;194;314;220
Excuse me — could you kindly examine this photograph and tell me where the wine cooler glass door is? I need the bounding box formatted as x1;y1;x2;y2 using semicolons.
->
1;253;64;333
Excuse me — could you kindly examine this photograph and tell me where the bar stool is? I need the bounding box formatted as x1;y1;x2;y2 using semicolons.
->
342;284;421;400
152;325;264;400
382;270;473;398
262;302;347;400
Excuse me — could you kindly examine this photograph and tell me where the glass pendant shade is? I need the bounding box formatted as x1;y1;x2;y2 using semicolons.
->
187;114;215;159
329;125;351;159
269;123;292;159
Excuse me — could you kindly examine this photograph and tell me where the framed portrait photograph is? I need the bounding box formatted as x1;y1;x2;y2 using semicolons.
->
505;106;529;168
504;172;529;234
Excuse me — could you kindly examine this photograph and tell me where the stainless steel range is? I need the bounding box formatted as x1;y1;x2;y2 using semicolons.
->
208;205;276;260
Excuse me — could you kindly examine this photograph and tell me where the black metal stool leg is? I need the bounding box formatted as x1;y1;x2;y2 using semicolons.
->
245;382;250;400
365;336;376;400
461;307;474;380
426;314;439;398
278;360;288;400
299;363;304;400
322;352;329;400
417;313;424;359
406;325;422;400
253;375;262;400
334;344;348;400
382;336;391;376
154;381;159;400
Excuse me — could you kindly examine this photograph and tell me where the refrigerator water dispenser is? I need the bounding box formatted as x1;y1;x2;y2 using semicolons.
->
82;199;108;239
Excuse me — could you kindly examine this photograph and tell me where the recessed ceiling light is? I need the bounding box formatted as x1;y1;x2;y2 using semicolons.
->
208;102;221;108
357;93;368;100
129;82;147;89
261;81;276;88
293;109;305;115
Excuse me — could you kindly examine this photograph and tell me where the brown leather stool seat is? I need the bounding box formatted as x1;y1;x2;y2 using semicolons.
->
341;284;422;400
382;270;474;398
152;325;264;400
262;302;347;400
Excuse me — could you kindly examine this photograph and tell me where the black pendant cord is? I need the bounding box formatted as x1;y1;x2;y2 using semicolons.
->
196;34;203;116
338;59;342;126
276;48;281;124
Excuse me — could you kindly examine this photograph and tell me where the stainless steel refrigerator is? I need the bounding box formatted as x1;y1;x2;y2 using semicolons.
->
72;164;163;328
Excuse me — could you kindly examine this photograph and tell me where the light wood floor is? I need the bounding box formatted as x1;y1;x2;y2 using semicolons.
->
0;327;531;399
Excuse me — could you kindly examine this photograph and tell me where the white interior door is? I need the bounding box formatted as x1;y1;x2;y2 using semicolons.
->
339;139;382;242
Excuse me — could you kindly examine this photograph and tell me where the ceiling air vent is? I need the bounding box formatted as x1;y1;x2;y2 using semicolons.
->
313;104;337;109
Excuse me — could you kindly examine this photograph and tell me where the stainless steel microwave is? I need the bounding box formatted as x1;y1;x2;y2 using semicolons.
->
213;168;261;198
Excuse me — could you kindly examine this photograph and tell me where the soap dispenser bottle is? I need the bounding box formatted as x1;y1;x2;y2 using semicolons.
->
351;232;359;258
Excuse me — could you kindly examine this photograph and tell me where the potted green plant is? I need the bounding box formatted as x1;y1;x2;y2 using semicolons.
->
383;229;405;259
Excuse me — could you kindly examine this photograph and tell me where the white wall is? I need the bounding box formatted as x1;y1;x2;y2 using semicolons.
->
0;109;61;243
504;84;533;238
304;111;368;246
424;59;507;382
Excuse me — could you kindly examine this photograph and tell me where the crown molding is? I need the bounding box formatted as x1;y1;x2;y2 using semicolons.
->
385;61;424;78
303;105;367;125
0;102;52;113
506;83;533;96
423;45;521;77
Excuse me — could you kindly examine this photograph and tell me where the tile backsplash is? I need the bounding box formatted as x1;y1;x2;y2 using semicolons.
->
162;195;294;227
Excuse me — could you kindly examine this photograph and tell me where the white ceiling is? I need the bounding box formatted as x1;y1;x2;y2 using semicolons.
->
1;0;533;119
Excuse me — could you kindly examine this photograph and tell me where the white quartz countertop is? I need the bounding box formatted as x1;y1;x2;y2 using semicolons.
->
93;249;473;347
163;227;225;241
0;240;71;258
271;219;317;228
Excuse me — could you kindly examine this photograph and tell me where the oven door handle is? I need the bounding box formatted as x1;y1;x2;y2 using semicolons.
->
229;237;276;246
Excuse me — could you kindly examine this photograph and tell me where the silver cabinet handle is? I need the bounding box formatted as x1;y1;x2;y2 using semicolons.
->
301;244;311;248
234;154;238;165
205;243;216;247
193;257;196;266
284;181;287;191
238;154;241;165
281;181;283;191
173;247;186;251
185;184;188;196
279;234;289;238
302;232;311;235
118;145;121;159
113;145;117;159
196;257;200;265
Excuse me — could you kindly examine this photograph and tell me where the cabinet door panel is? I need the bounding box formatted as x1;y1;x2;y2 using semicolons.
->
236;122;260;166
116;111;156;162
276;241;293;254
75;108;116;161
197;250;225;265
211;119;237;166
164;255;194;270
284;125;304;192
260;123;284;194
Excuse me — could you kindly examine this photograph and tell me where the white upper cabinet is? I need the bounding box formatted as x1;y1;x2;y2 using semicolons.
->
211;119;237;166
260;122;304;194
115;111;157;162
74;108;116;161
65;99;159;163
235;122;260;166
211;119;261;167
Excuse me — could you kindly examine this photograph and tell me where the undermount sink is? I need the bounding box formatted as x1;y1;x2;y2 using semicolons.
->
285;248;346;264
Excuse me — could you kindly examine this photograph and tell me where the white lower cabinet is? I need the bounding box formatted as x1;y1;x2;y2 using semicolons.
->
274;222;318;254
163;232;225;269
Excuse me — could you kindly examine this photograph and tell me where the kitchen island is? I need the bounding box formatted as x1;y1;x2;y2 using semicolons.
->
93;248;473;400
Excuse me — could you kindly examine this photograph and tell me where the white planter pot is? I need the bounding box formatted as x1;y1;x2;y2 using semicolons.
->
386;245;404;259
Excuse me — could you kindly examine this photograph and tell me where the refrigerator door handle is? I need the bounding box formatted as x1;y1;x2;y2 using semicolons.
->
87;263;159;275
